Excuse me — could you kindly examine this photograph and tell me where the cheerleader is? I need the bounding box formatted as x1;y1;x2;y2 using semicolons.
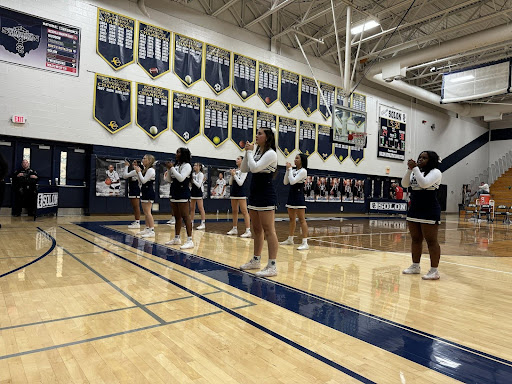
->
164;159;176;227
165;148;194;249
190;162;206;230
123;160;141;229
106;164;121;194
134;154;156;238
239;128;278;277
401;151;442;280
227;156;251;238
280;154;309;250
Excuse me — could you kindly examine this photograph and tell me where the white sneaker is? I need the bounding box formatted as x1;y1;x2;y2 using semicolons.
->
196;223;206;230
227;227;238;236
136;228;149;235
280;238;294;245
128;222;140;229
240;230;252;238
402;264;421;274
141;230;155;238
165;238;181;245
180;240;194;249
297;243;309;250
255;265;277;277
422;269;440;280
240;258;261;270
167;218;176;226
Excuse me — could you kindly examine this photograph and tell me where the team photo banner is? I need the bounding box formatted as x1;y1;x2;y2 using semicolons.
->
299;121;316;157
174;33;203;87
204;99;229;147
136;83;169;139
0;6;80;76
277;116;297;157
300;76;318;116
280;70;299;112
204;44;231;94
317;124;333;161
96;8;134;70
137;22;170;79
257;61;279;106
94;74;131;134
319;82;335;119
233;53;256;100
378;104;406;161
172;91;201;143
230;105;254;150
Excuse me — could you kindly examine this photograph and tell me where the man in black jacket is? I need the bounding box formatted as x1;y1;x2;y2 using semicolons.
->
0;153;8;228
12;159;38;216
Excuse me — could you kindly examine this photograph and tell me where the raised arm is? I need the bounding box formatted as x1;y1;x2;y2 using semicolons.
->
171;163;192;182
137;168;155;184
412;167;442;188
245;149;277;173
192;172;204;188
401;169;412;188
287;168;307;185
123;166;137;179
234;171;247;186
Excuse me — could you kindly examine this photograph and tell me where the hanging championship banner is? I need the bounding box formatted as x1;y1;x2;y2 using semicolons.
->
233;53;256;101
172;91;201;143
280;69;299;112
300;76;318;116
299;121;316;157
0;6;80;76
319;82;335;119
204;44;231;94
137;22;170;79
136;83;169;139
277;116;297;157
230;105;255;150
96;8;134;70
350;92;367;165
174;33;203;87
336;87;345;106
334;143;349;164
317;124;333;161
258;61;279;106
256;111;277;136
378;104;406;160
204;99;229;147
94;74;131;134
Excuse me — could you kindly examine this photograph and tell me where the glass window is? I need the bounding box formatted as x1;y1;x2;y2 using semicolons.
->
60;151;67;185
23;147;30;162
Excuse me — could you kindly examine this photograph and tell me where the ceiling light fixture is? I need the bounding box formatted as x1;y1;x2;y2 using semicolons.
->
351;20;380;35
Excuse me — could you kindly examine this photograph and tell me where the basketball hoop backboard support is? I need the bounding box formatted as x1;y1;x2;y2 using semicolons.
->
331;104;367;148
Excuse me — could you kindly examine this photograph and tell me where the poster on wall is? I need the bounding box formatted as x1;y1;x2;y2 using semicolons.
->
300;76;318;116
334;143;349;164
317;124;333;161
256;111;277;135
96;8;134;70
95;157;126;197
136;83;169;139
277;116;297;157
314;176;329;202
230;105;254;150
280;69;299;111
173;33;203;87
204;43;231;94
94;73;131;134
204;99;229;147
342;178;354;203
349;92;367;165
378;104;406;161
299;121;316;157
328;177;342;202
159;162;208;199
0;6;80;76
233;53;256;101
304;176;315;202
353;179;365;203
257;61;279;106
210;167;231;199
319;82;335;119
137;22;170;79
172;91;201;143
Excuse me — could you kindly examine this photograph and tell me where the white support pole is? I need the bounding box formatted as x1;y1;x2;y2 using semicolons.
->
330;0;344;87
344;5;352;105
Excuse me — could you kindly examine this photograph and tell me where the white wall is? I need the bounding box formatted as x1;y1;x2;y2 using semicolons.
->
0;0;490;211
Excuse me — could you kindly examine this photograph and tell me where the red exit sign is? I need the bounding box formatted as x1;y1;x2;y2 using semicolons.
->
11;115;26;124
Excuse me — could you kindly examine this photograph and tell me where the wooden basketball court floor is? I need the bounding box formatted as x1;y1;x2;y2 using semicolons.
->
1;213;512;383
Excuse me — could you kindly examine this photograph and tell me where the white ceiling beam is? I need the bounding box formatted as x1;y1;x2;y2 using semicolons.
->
245;0;296;28
212;0;240;17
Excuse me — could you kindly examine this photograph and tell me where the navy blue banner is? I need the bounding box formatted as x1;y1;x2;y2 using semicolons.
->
350;92;367;165
97;8;134;70
256;111;277;133
300;76;318;116
350;148;364;165
36;185;59;218
334;143;349;164
277;116;297;157
336;87;344;106
280;70;299;111
172;92;201;143
319;82;335;120
258;62;279;106
233;53;256;100
173;33;203;87
137;22;170;79
317;124;332;161
205;44;231;94
94;74;131;134
136;83;169;139
230;105;254;150
204;99;229;147
299;121;316;157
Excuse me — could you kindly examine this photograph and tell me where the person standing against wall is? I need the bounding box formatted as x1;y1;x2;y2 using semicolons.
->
190;162;206;230
134;155;156;238
227;156;251;238
123;159;142;229
12;159;38;216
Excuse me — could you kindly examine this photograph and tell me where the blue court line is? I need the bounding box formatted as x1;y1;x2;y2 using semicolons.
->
0;227;56;278
61;225;375;384
75;221;512;384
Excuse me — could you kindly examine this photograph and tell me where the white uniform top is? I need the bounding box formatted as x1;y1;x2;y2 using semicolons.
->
123;166;139;182
214;178;227;196
241;146;277;174
106;170;120;185
402;167;442;190
192;172;205;192
229;169;248;186
284;168;307;185
137;167;155;184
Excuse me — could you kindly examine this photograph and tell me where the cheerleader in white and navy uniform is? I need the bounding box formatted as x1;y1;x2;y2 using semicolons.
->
239;128;279;277
401;151;443;280
190;162;206;230
164;148;194;250
227;156;251;238
134;154;156;238
123;160;141;229
280;153;309;250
